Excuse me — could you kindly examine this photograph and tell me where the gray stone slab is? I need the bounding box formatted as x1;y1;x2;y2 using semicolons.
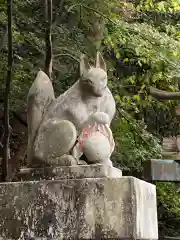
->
17;164;122;181
144;159;180;182
0;176;158;239
164;237;180;240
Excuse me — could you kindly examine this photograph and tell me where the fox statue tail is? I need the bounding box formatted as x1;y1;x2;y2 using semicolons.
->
27;70;55;165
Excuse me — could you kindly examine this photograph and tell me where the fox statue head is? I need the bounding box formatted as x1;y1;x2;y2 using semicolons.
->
80;52;107;97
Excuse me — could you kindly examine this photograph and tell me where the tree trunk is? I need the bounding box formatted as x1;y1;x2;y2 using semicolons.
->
2;0;13;182
44;0;53;79
150;87;180;100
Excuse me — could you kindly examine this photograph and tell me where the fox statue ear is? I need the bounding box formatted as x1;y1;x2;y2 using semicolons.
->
80;54;91;76
96;51;106;72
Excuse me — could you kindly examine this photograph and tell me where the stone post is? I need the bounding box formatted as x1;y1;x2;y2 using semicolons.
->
0;164;158;239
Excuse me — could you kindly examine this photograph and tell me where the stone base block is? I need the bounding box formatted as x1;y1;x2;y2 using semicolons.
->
0;176;158;239
144;159;180;181
17;164;122;181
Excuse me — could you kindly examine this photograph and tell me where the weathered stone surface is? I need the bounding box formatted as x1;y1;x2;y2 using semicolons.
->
34;119;77;165
17;164;122;181
27;70;55;165
0;177;158;239
162;137;177;152
144;159;180;181
162;137;180;159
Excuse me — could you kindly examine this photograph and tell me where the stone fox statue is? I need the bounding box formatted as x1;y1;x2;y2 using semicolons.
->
27;52;116;167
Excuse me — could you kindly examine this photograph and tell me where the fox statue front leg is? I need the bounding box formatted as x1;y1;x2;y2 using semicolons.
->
31;118;78;167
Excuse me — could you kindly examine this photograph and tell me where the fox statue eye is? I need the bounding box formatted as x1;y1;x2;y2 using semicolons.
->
86;79;93;85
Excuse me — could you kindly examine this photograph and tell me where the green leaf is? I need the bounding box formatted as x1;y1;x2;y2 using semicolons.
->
157;2;166;12
116;52;121;59
123;58;129;62
133;95;140;101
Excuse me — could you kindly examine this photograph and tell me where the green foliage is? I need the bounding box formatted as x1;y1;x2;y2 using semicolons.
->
112;111;162;172
104;0;180;235
156;182;180;236
0;0;118;110
103;0;180;139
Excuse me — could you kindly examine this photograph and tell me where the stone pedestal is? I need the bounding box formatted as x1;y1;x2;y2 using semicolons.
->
0;165;158;239
17;163;122;181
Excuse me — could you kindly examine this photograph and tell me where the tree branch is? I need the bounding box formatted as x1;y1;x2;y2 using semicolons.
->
44;0;53;79
149;87;180;100
12;111;27;127
67;3;116;24
117;108;151;147
54;53;79;62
